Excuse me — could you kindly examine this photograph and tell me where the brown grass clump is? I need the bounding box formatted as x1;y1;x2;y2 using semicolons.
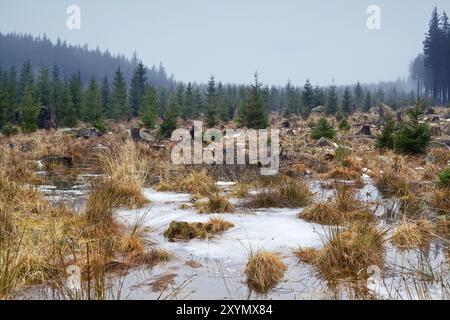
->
434;216;450;237
163;218;234;242
294;248;320;264
156;170;218;196
326;167;361;181
398;191;425;217
300;186;374;226
314;224;385;281
250;178;312;208
391;220;434;251
100;140;149;209
429;188;450;214
334;187;362;212
128;249;173;268
373;167;410;196
427;148;450;166
154;180;173;192
245;251;287;294
83;184;119;235
299;203;340;225
195;193;235;214
299;201;374;226
232;183;250;198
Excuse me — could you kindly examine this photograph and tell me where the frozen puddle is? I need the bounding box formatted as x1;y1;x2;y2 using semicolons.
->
116;189;331;299
121;189;328;261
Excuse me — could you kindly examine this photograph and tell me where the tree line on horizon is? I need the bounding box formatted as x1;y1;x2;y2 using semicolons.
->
0;60;420;136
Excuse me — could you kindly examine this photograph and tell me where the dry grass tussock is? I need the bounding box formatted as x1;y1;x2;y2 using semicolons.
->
249;177;312;208
429;187;450;214
391;220;434;251
232;183;250;198
310;223;385;281
100;140;150;209
245;251;287;294
156;169;218;196
326;155;363;182
164;218;234;242
368;153;417;196
195;193;235;214
299;187;374;226
0;145;43;185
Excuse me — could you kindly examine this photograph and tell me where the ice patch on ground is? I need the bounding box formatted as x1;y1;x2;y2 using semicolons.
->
119;189;329;262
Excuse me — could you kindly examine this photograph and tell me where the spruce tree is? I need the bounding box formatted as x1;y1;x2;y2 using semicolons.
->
354;82;364;110
50;65;63;124
140;86;157;129
364;92;372;112
101;76;111;117
423;7;443;103
157;87;168;118
5;66;17;123
37;64;51;107
159;98;178;138
62;85;77;127
376;113;396;149
68;72;83;119
82;77;105;130
111;67;130;121
129;62;147;116
285;81;299;116
338;118;350;132
326;85;338;115
393;106;431;154
313;86;325;107
311;118;336;140
18;60;34;103
205;75;218;127
175;83;185;119
301;79;314;117
238;73;268;129
341;87;353;115
21;87;39;133
184;82;196;119
193;88;204;116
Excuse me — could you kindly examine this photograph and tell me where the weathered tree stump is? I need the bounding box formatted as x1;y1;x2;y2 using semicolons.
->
357;125;371;136
130;128;142;142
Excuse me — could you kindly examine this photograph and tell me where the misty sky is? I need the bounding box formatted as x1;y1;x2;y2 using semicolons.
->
0;0;449;86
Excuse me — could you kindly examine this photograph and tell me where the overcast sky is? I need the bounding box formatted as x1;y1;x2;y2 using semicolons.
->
0;0;448;86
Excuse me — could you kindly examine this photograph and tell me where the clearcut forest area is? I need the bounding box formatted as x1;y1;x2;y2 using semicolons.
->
0;3;450;301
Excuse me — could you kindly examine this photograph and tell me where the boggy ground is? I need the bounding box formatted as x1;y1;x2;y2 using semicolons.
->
1;110;450;300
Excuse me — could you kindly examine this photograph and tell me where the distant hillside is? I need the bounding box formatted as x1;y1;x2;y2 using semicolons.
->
0;32;174;87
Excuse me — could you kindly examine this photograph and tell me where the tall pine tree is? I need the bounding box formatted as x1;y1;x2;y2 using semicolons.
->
341;87;353;115
205;75;218;127
129;62;147;116
326;85;338;115
301;79;314;117
238;73;268;129
111;67;130;121
140;86;157;129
